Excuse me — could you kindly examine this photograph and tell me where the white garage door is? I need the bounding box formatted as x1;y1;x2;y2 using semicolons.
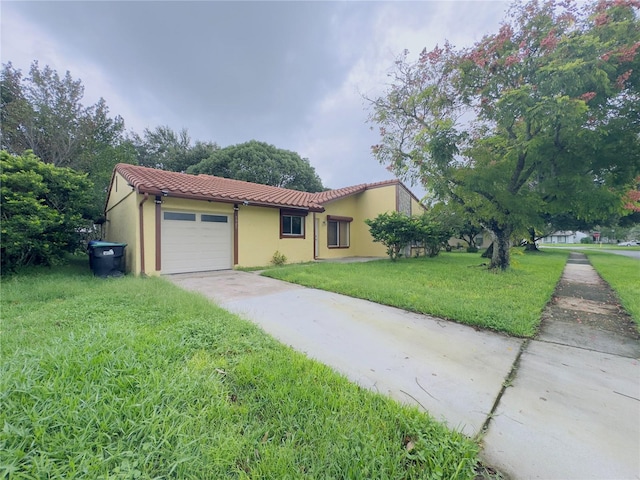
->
162;211;232;274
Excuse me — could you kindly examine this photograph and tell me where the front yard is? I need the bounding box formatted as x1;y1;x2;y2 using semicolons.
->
263;250;571;337
1;260;478;479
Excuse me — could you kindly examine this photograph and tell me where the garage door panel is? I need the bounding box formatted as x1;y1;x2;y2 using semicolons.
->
162;211;231;274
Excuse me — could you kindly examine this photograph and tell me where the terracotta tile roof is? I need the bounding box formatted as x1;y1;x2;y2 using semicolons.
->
113;164;407;211
115;163;322;210
312;179;400;204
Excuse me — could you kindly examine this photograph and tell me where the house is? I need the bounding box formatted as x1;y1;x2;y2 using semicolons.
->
104;164;425;275
540;231;588;244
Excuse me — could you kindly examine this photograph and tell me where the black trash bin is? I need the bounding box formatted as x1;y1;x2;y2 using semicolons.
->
88;241;127;277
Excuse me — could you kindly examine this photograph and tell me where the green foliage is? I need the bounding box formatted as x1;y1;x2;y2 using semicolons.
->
264;250;569;337
130;125;219;173
365;212;417;261
0;151;93;273
369;0;640;270
270;250;287;266
416;210;456;257
580;236;594;244
1;262;479;478
366;211;453;260
0;61;134;214
188;140;324;192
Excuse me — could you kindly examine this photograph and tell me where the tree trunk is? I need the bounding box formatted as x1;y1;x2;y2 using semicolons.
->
488;224;512;270
523;227;539;251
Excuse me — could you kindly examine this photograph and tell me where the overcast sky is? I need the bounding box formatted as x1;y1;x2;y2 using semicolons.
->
1;1;510;194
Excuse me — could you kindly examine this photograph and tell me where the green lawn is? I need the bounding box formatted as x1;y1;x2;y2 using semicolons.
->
1;259;478;479
583;251;640;329
539;243;640;251
263;250;570;337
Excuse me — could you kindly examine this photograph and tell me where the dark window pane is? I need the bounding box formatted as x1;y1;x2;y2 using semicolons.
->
283;216;292;234
339;222;349;247
202;214;228;223
291;216;302;235
164;212;196;221
328;221;338;246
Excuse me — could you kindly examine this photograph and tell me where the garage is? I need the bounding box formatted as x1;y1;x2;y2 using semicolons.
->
161;211;232;274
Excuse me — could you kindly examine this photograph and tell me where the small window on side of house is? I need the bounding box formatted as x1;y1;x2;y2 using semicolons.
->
281;212;305;238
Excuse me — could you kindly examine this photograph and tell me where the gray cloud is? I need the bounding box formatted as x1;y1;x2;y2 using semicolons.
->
2;1;509;193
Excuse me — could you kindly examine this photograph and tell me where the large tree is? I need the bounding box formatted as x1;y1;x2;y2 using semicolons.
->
369;0;640;269
0;62;135;217
0;61;128;169
130;125;219;173
188;140;324;192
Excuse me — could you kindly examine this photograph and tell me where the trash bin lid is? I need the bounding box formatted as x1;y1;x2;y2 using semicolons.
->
88;241;127;247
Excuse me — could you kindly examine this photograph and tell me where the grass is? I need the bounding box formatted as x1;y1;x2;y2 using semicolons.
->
262;250;570;337
539;243;640;250
583;251;640;329
1;258;478;479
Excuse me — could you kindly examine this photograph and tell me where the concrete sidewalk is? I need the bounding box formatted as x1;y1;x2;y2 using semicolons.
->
482;252;640;479
168;253;639;479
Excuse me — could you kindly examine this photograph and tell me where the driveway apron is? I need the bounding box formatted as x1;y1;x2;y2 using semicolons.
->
168;257;640;479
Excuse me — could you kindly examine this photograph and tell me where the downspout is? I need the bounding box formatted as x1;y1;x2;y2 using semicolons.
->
233;204;239;266
155;196;162;271
139;192;149;276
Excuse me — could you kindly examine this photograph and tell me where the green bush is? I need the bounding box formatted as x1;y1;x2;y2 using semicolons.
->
270;250;287;266
580;236;594;244
466;246;479;253
365;211;452;261
365;211;416;261
0;150;94;273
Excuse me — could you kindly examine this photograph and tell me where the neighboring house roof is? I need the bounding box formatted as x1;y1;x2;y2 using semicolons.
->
110;164;418;212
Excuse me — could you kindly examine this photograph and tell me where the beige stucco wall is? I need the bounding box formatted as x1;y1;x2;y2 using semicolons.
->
410;195;426;215
104;172;139;274
315;184;398;259
236;205;314;267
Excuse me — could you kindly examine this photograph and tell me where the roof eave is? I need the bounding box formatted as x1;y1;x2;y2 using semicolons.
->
134;185;324;212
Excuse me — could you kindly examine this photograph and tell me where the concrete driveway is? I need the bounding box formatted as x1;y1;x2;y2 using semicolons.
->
168;270;522;437
168;268;639;479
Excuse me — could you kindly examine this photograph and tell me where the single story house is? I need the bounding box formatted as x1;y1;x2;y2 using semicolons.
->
104;164;425;275
540;231;588;244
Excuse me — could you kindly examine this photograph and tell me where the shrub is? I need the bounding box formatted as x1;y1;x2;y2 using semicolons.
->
580;237;594;244
0;150;94;273
271;250;287;266
466;246;479;253
365;212;416;261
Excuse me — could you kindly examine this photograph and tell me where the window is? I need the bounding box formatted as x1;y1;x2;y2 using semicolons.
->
281;210;307;238
201;214;228;223
164;212;196;221
327;215;351;248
